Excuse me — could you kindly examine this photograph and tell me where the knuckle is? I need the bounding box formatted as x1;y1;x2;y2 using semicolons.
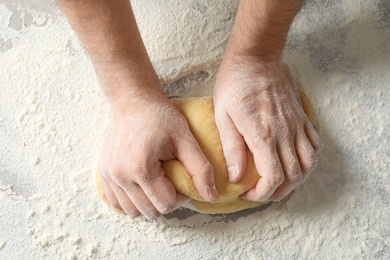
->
121;201;141;217
134;169;153;183
158;203;175;215
107;157;154;184
129;164;158;184
109;169;125;182
270;189;292;202
269;173;285;187
308;124;322;152
156;192;179;214
127;211;141;218
257;127;274;145
105;163;127;182
145;210;161;220
251;188;269;202
304;156;318;173
103;166;124;183
286;162;303;185
126;212;141;218
270;194;284;202
98;169;112;184
315;140;323;152
224;142;246;156
110;199;122;210
198;162;213;180
288;173;303;186
98;164;111;177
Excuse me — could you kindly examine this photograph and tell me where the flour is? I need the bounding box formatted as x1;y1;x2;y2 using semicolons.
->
1;0;390;259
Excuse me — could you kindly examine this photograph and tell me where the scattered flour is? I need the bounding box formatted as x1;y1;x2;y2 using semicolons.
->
1;0;389;259
0;240;5;251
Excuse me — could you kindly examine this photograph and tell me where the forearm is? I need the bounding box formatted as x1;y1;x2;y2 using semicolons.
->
57;0;161;102
227;0;304;58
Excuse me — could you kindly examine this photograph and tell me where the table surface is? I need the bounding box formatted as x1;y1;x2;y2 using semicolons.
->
1;0;389;259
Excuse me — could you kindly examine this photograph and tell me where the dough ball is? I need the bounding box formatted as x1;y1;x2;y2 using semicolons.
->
95;92;315;214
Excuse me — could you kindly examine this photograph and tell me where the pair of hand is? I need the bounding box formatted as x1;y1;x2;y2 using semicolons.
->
98;57;322;220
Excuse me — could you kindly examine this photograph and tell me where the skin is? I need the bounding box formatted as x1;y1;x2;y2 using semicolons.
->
214;0;322;202
57;0;321;218
57;0;218;220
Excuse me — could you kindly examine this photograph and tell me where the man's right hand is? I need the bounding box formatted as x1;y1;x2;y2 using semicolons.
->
57;0;218;220
98;90;219;220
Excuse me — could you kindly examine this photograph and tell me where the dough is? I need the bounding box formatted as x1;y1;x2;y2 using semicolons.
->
95;92;315;214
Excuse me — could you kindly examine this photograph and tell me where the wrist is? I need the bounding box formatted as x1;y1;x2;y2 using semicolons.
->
109;84;167;116
98;62;165;111
224;35;283;64
226;0;303;59
219;46;281;77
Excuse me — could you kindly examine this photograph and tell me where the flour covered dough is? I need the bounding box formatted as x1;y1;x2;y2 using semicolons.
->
96;93;315;214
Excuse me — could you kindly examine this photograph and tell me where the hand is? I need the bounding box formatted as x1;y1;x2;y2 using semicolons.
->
58;0;219;219
213;56;322;202
98;90;218;220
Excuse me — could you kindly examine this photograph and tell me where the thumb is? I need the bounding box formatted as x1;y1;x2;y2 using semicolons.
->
175;135;219;203
216;113;247;183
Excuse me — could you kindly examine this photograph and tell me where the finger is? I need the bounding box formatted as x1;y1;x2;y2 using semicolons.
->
296;129;318;184
304;122;322;153
241;141;284;202
121;181;161;220
176;136;219;203
100;174;122;210
137;168;179;214
172;193;191;211
110;183;141;218
269;140;302;202
216;112;247;183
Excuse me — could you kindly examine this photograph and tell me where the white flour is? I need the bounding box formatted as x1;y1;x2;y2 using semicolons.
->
1;0;389;259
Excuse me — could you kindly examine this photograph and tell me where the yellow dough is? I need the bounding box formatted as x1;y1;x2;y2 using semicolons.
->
95;92;315;214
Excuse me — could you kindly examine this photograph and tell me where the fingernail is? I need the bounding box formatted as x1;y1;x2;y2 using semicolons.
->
228;165;239;182
207;185;219;202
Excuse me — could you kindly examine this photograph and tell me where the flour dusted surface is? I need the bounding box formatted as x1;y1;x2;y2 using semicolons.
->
1;0;389;259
